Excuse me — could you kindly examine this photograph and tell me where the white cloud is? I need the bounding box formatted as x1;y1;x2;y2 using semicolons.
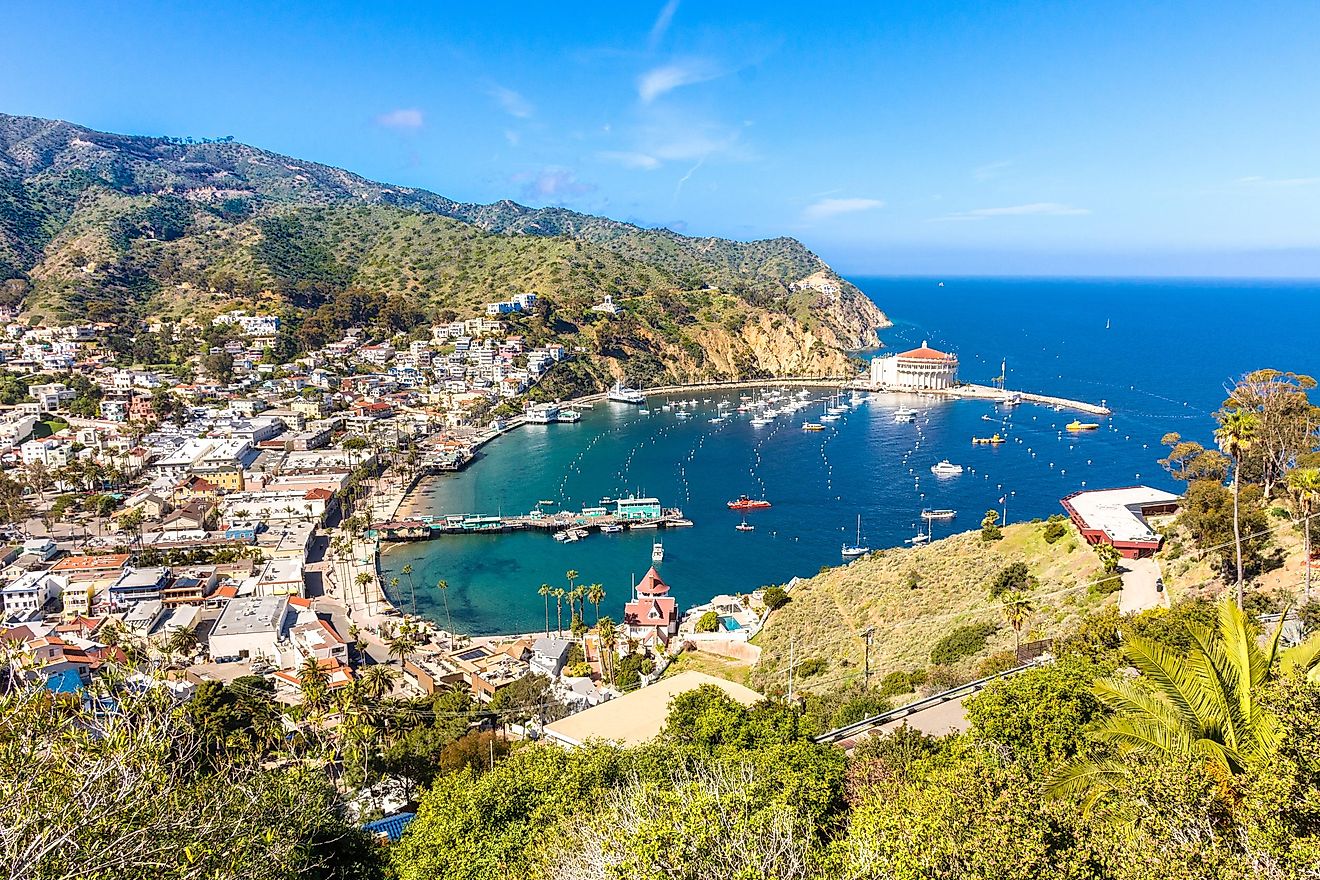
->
638;59;721;103
599;150;662;170
803;197;885;222
375;108;424;130
514;167;596;203
648;0;680;50
973;160;1012;181
939;202;1090;220
1236;175;1320;188
489;85;533;119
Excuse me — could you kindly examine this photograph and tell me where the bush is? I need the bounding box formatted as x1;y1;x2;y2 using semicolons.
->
981;510;1003;542
1087;574;1123;597
878;670;920;698
762;586;790;610
565;662;592;678
976;651;1019;678
796;657;826;678
930;622;998;665
922;665;966;692
695;611;720;633
988;562;1032;600
1042;518;1068;544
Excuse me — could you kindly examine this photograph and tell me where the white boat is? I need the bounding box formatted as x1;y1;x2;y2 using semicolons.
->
750;417;773;426
894;408;918;424
921;509;957;521
906;532;930;545
600;523;623;534
607;381;645;404
557;408;582;422
638;408;650;414
841;515;870;558
629;521;659;530
820;413;840;423
709;417;724;424
676;411;692;420
553;530;578;543
652;541;664;562
930;460;964;476
735;517;754;532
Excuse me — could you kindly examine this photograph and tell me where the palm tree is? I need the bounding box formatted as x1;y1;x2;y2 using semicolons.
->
401;563;418;615
587;583;605;623
384;624;414;669
355;571;374;615
164;625;199;663
566;569;579;596
436;579;454;648
538;583;552;636
1215;408;1260;609
1288;467;1320;600
569;585;586;628
552;587;566;637
1000;591;1035;655
298;656;332;719
597;616;617;684
359;663;398;700
1049;600;1305;807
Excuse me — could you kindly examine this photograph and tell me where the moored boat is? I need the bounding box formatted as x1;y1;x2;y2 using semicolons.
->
1066;420;1101;431
802;422;825;431
652;541;664;562
930;460;964;476
921;508;957;520
607;380;646;404
727;494;772;510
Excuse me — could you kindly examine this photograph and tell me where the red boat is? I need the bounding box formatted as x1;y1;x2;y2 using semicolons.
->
727;494;772;510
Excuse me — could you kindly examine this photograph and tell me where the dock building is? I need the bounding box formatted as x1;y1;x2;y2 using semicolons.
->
869;341;959;390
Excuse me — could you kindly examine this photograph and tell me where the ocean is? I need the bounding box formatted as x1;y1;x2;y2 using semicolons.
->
380;276;1320;635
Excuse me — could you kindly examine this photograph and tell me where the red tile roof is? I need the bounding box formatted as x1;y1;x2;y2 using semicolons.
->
898;342;953;360
636;567;670;596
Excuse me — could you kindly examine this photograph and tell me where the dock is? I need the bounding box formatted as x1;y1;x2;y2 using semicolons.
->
850;381;1111;416
369;508;691;541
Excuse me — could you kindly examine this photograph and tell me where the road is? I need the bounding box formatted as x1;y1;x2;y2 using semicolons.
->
1119;556;1168;614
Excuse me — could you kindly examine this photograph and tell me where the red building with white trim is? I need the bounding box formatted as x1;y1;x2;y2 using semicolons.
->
1060;486;1180;559
623;567;680;647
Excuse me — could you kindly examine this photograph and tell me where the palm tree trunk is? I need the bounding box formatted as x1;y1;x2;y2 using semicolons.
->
1232;462;1244;609
1306;505;1313;601
544;596;550;637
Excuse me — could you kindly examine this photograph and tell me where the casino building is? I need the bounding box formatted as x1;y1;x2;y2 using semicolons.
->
869;341;959;390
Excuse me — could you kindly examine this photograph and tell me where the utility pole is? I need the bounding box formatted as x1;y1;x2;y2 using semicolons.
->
861;627;875;690
787;634;795;703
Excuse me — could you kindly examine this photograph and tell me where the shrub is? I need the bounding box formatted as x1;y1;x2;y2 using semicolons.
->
565;662;592;678
695;611;720;633
976;651;1019;678
981;510;1003;542
922;665;966;692
930;622;998;665
762;586;790;610
988;562;1033;600
796;657;826;677
1042;519;1068;544
878;670;921;698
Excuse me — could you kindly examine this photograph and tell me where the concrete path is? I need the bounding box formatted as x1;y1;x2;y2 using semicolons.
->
1119;557;1168;614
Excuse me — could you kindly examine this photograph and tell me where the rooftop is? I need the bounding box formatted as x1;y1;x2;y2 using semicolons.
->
542;670;763;748
211;595;290;638
1062;486;1181;544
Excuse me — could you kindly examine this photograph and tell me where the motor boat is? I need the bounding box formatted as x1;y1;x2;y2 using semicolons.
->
930;460;964;476
652;541;664;562
727;495;772;510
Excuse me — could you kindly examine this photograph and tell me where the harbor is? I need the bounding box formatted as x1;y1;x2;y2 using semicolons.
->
369;496;691;542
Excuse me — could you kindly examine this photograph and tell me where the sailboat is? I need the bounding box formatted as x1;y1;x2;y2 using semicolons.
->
841;515;869;558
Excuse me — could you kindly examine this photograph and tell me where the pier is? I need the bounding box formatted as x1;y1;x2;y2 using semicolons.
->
850;380;1111;415
369;508;691;542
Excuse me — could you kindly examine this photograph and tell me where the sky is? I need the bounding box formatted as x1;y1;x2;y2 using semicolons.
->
3;0;1320;277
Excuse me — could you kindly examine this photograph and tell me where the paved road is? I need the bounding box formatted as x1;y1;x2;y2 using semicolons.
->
1119;556;1168;614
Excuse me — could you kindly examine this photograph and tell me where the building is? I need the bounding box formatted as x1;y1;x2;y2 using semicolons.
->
622;567;680;647
254;557;305;598
1060;486;1181;559
542;670;762;748
591;294;623;316
529;637;574;678
208;595;292;661
51;554;131;578
869;341;959;390
2;572;65;620
290;618;348;665
108;567;169;609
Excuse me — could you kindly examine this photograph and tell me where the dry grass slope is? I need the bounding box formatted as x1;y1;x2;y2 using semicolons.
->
751;519;1112;694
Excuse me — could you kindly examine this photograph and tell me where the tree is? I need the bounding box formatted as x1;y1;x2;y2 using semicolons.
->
435;579;454;647
400;563;417;616
538;583;552;637
988;561;1032;600
1000;591;1035;654
587;582;605;623
596;616;617;684
1288;466;1320;600
1223;369;1320;501
1049;600;1303;805
1158;432;1230;483
552;587;566;637
696;610;721;632
981;509;1003;541
385;624;415;669
359;663;398;701
762;586;790;610
298;655;332;718
1216;408;1261;609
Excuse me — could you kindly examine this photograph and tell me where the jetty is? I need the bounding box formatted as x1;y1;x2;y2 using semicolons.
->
850;380;1111;416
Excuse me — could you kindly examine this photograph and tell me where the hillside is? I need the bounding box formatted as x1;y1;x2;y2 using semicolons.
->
0;114;889;383
750;519;1112;694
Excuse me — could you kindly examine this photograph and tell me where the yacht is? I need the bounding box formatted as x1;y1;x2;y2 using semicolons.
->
930;460;964;476
735;518;755;532
600;523;623;534
652;541;664;562
802;422;825;432
728;494;772;510
906;531;931;546
675;410;692;420
557;408;582;422
894;408;918;424
921;509;957;521
553;530;579;543
607;380;646;404
749;416;772;426
841;515;870;558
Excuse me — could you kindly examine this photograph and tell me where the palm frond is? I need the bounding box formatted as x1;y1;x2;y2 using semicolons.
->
1189;737;1245;777
1044;759;1129;811
1119;635;1207;729
1184;628;1247;751
1091;717;1193;758
1280;633;1320;677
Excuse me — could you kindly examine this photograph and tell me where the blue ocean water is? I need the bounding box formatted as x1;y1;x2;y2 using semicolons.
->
381;277;1320;635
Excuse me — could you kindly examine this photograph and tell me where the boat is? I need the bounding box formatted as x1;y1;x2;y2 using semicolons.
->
675;411;692;420
907;531;930;545
652;541;664;562
972;434;1006;445
841;515;870;558
600;496;614;505
727;495;772;510
607;381;645;404
1001;394;1022;408
553;530;579;543
980;414;994;422
820;413;840;423
709;417;724;424
638;408;650;414
538;500;556;506
930;460;964;476
557;408;582;422
669;518;694;527
629;521;659;530
921;509;957;521
735;517;755;532
600;523;623;534
894;408;918;424
749;416;772;426
1066;420;1101;431
802;422;825;431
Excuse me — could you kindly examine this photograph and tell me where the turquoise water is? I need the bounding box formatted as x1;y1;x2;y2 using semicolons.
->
382;276;1320;635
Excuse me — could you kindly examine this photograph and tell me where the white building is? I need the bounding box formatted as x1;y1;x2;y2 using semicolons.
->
208;595;293;661
1;572;65;619
591;294;623;316
869;341;960;390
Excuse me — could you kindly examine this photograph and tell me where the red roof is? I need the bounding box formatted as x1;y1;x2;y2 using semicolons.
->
898;342;953;360
303;488;333;501
636;567;669;596
623;596;677;628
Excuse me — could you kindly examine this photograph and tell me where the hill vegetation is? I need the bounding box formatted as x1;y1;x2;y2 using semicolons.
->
0;113;888;386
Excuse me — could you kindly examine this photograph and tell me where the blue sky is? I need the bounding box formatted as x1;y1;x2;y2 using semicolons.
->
4;1;1320;276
